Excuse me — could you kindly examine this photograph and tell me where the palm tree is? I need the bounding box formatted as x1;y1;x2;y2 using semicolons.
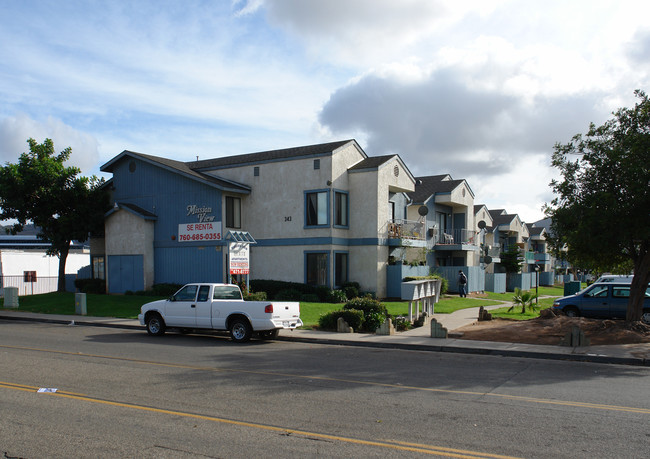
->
508;287;538;314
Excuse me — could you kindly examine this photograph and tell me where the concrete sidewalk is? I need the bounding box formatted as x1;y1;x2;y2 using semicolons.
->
1;307;649;366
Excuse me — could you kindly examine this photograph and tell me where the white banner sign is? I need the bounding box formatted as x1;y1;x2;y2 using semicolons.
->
229;242;250;275
178;222;222;242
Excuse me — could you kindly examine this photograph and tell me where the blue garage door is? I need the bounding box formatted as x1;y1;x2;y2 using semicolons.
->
108;255;144;294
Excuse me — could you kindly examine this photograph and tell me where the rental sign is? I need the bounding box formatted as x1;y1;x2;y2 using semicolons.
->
178;222;222;242
229;242;249;275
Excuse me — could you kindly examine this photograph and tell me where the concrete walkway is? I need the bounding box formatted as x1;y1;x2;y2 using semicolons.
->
1;306;650;366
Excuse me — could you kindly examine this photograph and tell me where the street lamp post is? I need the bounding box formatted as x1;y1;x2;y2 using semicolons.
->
535;264;540;307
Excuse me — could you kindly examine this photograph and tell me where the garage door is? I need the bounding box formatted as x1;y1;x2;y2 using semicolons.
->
108;255;144;294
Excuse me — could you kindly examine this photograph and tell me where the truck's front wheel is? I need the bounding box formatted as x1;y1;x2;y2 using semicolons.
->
229;318;252;343
146;313;166;336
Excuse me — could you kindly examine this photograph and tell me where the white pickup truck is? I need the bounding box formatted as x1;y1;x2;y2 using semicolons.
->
138;283;302;342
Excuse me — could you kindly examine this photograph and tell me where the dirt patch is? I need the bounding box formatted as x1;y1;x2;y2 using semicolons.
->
455;309;650;346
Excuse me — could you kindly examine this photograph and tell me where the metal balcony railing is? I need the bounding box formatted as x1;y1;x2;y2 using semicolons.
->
434;228;478;245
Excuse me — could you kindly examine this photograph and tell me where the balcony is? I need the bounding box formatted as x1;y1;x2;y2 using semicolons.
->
433;228;479;251
534;252;551;263
387;219;426;247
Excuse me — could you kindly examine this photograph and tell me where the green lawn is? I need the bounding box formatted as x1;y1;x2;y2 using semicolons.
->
489;297;558;320
300;297;504;328
2;292;163;319
2;285;565;328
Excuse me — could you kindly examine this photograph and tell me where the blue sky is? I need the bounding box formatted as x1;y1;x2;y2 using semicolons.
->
1;0;649;222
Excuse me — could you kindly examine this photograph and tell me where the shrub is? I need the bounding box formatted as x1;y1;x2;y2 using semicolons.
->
74;278;105;294
328;289;348;303
343;285;359;299
315;285;332;302
343;296;388;332
250;279;320;300
363;310;386;332
343;296;388;316
300;293;320;302
275;288;302;301
318;309;364;331
391;316;412;331
151;283;183;297
244;291;268;301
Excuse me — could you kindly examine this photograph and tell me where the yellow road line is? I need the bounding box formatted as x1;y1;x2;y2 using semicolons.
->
0;380;518;459
2;343;650;415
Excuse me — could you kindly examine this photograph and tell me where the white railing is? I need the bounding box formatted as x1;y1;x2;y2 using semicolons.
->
1;276;59;296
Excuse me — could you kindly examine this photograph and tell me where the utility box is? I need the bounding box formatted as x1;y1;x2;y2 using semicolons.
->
564;281;581;296
4;287;19;308
75;293;87;315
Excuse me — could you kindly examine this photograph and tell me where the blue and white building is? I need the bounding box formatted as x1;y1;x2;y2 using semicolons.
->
95;140;417;296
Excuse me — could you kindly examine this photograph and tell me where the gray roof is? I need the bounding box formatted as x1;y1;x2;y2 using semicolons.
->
101;151;251;194
408;175;466;203
490;209;517;226
190;139;358;171
347;155;396;171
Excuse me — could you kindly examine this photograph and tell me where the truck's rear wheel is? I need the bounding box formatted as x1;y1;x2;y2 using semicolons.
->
229;318;252;343
146;313;166;336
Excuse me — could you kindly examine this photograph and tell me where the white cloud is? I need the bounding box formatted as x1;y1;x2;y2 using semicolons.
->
0;115;100;173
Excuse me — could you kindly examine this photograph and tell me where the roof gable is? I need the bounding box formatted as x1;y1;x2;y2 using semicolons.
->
101;151;251;194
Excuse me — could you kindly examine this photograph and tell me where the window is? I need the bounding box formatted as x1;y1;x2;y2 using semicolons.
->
197;285;211;302
306;252;328;286
335;252;348;287
226;196;241;228
612;287;630;298
586;285;609;298
254;166;259;176
305;190;329;227
314;159;320;170
92;256;105;280
334;191;348;227
214;286;243;299
174;285;198;301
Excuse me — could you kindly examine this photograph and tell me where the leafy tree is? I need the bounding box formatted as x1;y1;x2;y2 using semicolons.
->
0;138;110;291
544;90;650;322
500;245;523;273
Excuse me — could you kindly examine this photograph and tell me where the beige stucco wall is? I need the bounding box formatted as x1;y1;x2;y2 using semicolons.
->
205;144;414;298
105;210;155;290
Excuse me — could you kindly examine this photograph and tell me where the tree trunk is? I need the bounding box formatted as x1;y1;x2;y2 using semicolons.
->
57;241;71;292
626;246;650;322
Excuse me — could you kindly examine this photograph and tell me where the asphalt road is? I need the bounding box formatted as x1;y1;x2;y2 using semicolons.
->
1;320;649;458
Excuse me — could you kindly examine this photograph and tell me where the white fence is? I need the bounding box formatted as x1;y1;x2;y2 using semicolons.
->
1;276;60;296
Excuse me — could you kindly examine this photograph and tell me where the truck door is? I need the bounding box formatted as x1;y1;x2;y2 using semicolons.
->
195;285;213;328
166;284;199;327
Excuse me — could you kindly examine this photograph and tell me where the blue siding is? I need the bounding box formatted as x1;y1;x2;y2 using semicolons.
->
155;247;222;284
111;157;225;285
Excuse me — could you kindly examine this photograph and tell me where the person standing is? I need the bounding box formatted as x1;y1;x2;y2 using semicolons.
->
458;270;468;298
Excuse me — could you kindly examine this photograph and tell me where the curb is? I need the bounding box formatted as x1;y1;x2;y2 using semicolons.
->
276;335;649;367
2;314;648;367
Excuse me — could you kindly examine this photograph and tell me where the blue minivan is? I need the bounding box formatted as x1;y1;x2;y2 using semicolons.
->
552;283;650;323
